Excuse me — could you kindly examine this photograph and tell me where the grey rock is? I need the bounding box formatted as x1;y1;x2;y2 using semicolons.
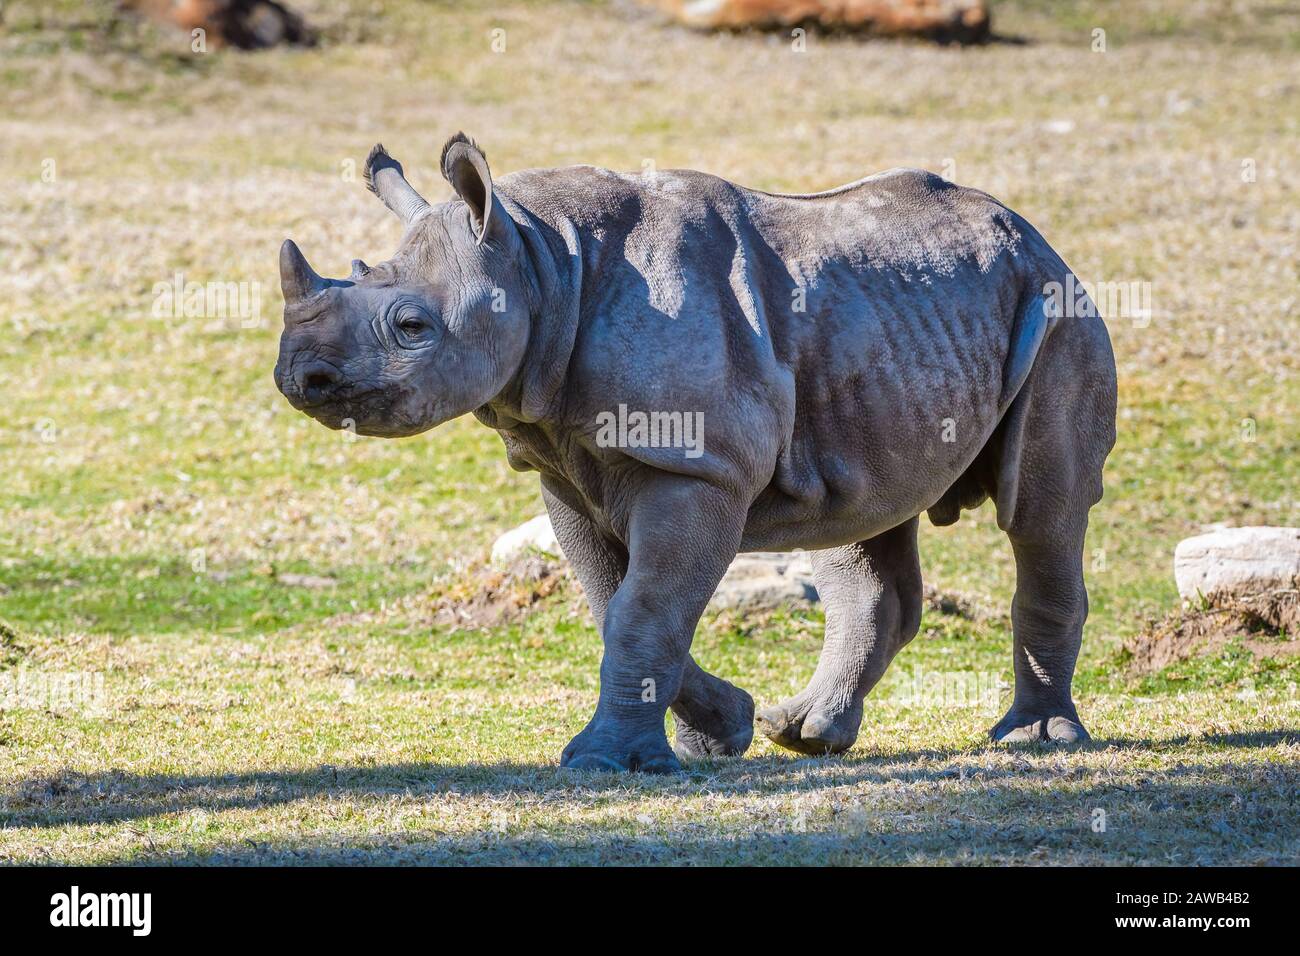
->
709;551;818;610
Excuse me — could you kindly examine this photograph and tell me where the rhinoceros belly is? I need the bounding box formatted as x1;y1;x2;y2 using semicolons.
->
738;274;1017;551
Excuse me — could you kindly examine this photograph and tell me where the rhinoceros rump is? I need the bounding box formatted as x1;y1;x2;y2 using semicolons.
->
274;133;1117;772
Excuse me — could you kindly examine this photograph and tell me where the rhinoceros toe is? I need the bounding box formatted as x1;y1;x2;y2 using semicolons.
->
989;708;1092;744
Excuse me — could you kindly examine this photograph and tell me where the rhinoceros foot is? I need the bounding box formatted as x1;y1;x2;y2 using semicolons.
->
671;679;755;760
560;719;683;774
989;708;1091;744
755;692;862;756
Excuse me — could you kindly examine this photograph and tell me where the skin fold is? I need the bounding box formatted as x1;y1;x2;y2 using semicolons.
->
274;133;1117;772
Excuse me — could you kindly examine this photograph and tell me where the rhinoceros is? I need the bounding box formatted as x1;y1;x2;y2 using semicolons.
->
274;133;1117;772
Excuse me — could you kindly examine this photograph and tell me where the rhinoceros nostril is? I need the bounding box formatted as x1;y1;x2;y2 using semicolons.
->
295;362;341;398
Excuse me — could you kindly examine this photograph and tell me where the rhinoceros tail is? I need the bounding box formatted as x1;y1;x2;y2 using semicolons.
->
986;283;1057;532
925;281;1053;529
927;218;1116;534
988;269;1116;534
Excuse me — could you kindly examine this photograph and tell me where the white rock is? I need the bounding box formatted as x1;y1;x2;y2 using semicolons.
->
1173;526;1300;600
490;515;819;609
490;514;561;564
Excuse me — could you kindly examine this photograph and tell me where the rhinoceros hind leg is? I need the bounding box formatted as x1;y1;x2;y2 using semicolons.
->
757;518;922;756
987;305;1115;746
988;531;1096;745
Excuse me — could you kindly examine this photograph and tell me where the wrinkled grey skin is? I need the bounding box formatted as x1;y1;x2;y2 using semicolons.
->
275;133;1117;772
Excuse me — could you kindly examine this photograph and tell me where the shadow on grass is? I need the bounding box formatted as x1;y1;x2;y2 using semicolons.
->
1089;729;1300;750
16;762;1300;866
5;728;1297;839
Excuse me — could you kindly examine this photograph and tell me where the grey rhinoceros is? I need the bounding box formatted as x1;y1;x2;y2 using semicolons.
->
274;133;1117;772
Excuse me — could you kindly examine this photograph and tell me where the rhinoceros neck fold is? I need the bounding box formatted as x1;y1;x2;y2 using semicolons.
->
478;193;585;428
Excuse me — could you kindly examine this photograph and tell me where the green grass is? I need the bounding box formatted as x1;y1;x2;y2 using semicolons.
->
0;0;1297;864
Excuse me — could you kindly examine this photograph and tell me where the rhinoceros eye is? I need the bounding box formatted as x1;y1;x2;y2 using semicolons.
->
390;304;438;347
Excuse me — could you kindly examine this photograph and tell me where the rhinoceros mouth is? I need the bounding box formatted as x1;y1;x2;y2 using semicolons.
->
277;367;376;414
296;388;394;430
290;394;341;412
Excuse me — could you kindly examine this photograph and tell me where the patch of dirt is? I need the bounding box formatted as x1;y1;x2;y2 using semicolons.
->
430;556;575;631
1125;587;1300;674
0;621;27;669
922;584;1001;623
425;558;999;633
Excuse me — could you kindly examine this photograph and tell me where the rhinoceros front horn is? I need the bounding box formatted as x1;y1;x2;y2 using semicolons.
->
279;239;328;304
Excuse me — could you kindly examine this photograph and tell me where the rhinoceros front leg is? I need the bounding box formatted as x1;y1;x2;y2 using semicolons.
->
543;481;754;762
757;517;923;755
557;478;746;773
669;656;755;760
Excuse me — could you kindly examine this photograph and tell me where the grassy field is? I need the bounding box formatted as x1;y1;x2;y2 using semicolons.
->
0;0;1297;864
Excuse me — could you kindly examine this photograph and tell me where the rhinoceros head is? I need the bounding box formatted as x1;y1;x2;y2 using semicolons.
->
273;134;532;437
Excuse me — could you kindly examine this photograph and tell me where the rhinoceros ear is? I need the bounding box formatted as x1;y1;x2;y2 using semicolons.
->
280;239;328;303
364;143;431;228
440;132;493;246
